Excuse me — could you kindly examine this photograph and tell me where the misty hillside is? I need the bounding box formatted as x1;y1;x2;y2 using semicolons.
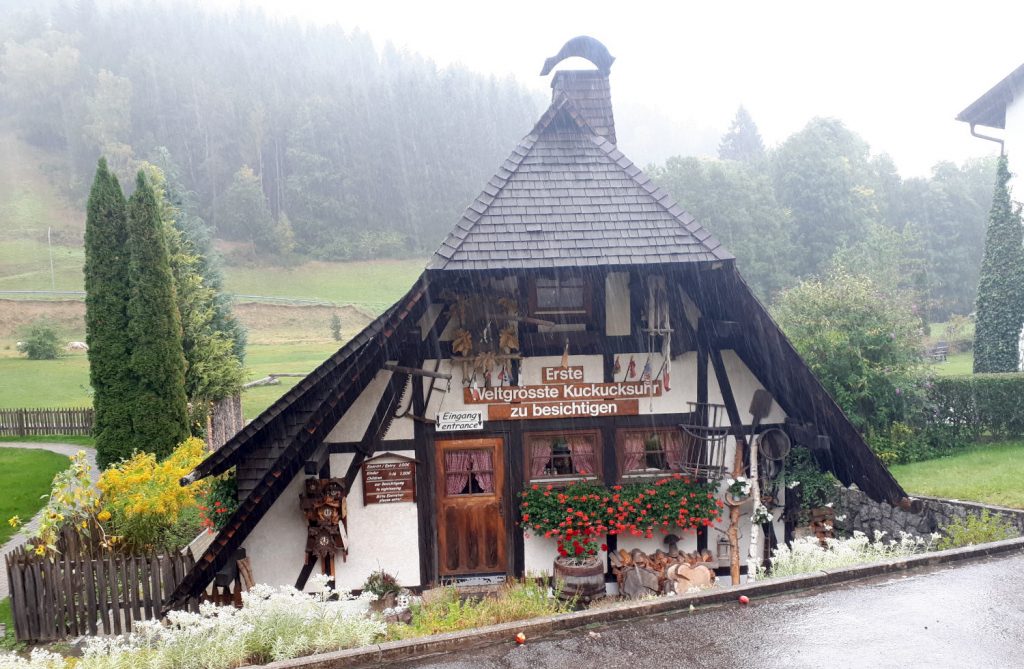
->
0;1;541;262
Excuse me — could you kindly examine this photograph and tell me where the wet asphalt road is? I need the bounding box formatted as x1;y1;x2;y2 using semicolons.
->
396;551;1024;669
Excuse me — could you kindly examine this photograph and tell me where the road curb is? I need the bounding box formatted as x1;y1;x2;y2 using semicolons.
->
247;536;1024;668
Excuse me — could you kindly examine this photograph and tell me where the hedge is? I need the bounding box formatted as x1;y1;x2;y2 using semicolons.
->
928;374;1024;441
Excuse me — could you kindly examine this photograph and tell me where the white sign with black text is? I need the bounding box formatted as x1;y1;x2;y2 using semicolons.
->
435;410;484;432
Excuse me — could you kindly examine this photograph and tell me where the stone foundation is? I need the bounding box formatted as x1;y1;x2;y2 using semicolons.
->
835;487;1024;539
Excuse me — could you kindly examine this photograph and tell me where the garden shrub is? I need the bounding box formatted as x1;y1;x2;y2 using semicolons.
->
928;374;1024;442
784;447;839;512
199;471;238;532
16;320;62;360
98;437;209;551
936;510;1017;550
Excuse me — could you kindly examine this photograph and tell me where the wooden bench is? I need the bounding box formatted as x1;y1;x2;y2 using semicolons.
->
927;341;949;362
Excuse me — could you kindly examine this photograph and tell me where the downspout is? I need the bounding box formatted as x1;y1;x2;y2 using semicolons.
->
969;123;1005;155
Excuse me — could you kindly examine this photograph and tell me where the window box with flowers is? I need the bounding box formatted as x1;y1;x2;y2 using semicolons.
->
519;475;723;601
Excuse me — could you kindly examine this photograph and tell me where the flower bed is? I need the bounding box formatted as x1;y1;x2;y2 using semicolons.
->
757;530;938;579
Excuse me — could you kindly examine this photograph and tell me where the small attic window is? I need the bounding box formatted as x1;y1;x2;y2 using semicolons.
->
529;275;591;320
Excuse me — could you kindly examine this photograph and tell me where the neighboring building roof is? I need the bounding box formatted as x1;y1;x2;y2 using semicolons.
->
957;62;1024;129
427;91;733;271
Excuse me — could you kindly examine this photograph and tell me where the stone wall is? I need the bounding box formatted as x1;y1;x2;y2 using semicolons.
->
835;487;1024;539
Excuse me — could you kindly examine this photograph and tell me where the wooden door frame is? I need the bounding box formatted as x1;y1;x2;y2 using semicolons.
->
435;436;511;577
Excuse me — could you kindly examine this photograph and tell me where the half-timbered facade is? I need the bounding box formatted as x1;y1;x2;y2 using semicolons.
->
167;37;904;607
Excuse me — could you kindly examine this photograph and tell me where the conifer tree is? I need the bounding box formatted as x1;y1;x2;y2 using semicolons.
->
718;105;766;163
84;158;135;469
973;155;1024;373
126;171;190;457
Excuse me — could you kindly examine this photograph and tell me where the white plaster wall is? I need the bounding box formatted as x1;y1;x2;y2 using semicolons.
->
1005;95;1024;200
242;474;309;590
330;451;422;591
605;272;631;336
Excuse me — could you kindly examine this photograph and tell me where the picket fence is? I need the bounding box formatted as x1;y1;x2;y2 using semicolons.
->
5;527;198;642
0;407;94;437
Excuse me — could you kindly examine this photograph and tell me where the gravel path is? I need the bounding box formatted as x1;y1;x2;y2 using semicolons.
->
0;442;97;600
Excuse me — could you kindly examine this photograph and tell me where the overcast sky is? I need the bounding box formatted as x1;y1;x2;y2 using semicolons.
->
211;0;1020;177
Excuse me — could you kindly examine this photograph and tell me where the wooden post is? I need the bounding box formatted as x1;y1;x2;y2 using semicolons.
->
710;347;747;586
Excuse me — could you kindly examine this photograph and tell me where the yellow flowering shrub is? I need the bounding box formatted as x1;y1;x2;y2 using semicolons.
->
17;450;105;554
98;437;210;551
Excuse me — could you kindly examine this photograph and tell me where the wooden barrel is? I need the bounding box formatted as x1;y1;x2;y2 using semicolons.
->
553;558;606;602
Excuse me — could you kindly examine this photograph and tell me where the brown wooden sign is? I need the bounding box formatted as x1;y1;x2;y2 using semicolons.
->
488;399;639;421
362;460;416;505
464;381;660;405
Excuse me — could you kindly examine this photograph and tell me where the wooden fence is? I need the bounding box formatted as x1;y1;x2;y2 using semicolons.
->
5;540;198;642
0;407;94;437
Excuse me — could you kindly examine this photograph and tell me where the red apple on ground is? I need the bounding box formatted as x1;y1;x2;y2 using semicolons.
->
739;595;750;605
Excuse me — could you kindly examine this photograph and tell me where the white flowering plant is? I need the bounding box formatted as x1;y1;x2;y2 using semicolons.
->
750;503;773;524
757;530;938;579
1;575;385;669
725;476;751;499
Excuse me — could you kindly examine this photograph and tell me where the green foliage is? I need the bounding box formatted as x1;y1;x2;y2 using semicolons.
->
718;105;765;163
216;166;290;255
943;315;975;353
936;510;1017;549
84;158;135;469
394;580;570;639
928;374;1024;442
651;156;794;298
785;447;839;511
329;313;342;341
144;164;245;408
770;117;879;275
16;319;62;360
773;268;926;433
362;569;401;599
0;7;539;261
200;472;239;532
973;156;1024;373
125;171;189;462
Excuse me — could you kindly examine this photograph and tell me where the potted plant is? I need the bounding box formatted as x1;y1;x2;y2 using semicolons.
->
785;448;839;538
363;569;401;611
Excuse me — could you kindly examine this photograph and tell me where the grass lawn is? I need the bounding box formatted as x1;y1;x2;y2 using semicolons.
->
223;258;423;313
891;440;1024;509
0;597;16;650
0;353;92;408
930;351;973;376
0;435;95;446
0;446;69;544
241;341;340;420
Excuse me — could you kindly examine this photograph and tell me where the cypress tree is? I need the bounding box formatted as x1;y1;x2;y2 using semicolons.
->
84;158;135;469
973;155;1024;373
126;171;190;457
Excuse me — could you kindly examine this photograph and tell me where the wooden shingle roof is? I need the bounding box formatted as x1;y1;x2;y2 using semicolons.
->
428;92;733;271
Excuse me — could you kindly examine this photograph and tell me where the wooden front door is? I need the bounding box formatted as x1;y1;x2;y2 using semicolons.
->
436;437;507;576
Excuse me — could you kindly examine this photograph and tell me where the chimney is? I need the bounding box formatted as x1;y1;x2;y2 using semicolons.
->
551;70;616;144
541;36;617;144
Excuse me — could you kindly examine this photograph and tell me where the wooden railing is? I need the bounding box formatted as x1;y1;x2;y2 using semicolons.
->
0;407;94;437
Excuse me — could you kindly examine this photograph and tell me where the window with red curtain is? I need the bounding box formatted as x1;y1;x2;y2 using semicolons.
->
616;428;693;479
525;430;601;483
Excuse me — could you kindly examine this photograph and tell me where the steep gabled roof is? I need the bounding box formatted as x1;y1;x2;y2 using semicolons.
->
957;61;1024;129
165;282;426;610
428;93;733;270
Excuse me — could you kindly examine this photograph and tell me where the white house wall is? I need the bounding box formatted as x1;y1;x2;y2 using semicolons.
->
323;369;414;443
241;474;309;591
330;451;422;591
1005;95;1024;199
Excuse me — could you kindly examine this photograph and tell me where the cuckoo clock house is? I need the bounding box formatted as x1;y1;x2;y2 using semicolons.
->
167;38;904;607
